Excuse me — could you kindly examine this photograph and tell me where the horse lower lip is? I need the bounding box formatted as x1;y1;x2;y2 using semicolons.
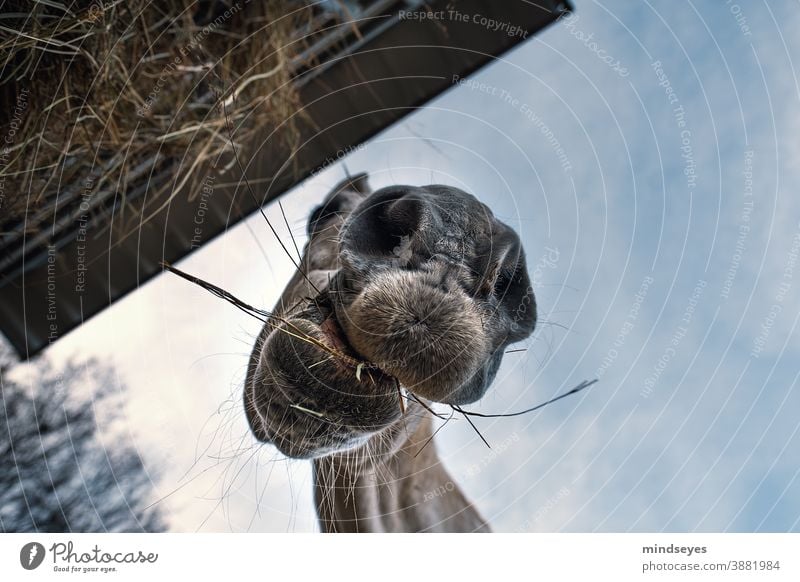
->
319;315;349;352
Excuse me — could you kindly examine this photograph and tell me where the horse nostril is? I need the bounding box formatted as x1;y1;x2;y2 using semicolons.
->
343;190;426;259
401;313;432;333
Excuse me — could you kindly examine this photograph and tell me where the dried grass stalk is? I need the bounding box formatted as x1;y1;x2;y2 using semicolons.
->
0;0;315;236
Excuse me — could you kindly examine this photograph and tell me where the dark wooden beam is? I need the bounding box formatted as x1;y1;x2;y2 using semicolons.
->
0;0;569;359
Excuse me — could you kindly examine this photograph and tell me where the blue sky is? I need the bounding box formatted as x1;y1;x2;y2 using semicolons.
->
22;0;800;531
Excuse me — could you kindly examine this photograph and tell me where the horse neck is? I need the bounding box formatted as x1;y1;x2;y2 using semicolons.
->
312;412;491;533
296;195;489;532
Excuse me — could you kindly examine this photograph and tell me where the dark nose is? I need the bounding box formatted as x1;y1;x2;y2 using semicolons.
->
341;187;430;259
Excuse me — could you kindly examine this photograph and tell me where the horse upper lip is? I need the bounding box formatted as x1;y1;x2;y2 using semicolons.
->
317;305;398;382
309;283;409;386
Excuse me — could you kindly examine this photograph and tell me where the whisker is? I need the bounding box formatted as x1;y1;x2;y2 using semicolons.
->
278;198;303;263
216;85;320;295
414;409;455;458
161;262;271;322
161;262;369;368
404;391;448;420
451;405;491;449
456;379;599;419
536;319;572;332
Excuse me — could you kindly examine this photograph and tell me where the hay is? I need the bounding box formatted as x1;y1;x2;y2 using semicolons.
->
0;0;322;237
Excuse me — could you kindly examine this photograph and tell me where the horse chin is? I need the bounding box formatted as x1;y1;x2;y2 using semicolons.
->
246;301;403;459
